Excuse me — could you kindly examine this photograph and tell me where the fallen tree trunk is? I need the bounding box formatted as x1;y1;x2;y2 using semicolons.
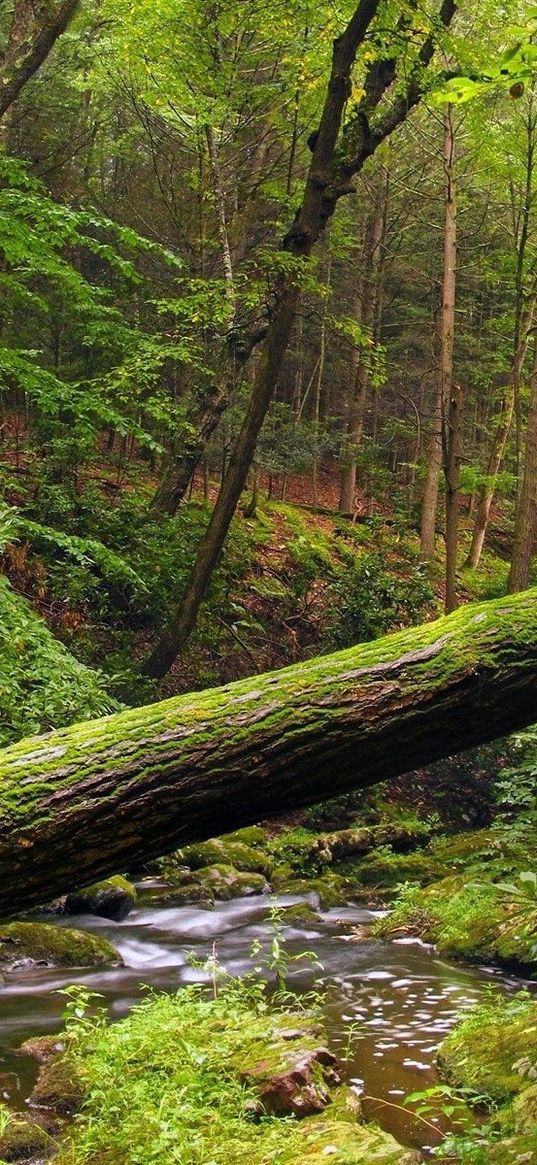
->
1;589;537;917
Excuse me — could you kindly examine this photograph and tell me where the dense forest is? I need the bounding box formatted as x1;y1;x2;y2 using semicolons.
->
2;2;537;1164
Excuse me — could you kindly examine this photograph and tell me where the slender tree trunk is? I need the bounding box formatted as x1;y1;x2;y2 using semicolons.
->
421;106;457;559
444;383;463;612
2;589;537;918
0;0;80;119
464;332;529;569
143;283;300;677
508;340;537;592
205;124;236;319
312;252;331;504
340;169;387;514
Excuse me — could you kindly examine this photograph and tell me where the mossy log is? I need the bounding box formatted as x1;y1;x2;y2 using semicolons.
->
1;590;537;917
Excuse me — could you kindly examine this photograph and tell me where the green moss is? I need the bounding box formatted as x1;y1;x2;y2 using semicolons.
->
281;903;320;926
3;586;537;841
65;876;137;921
30;1056;85;1114
0;921;121;970
195;864;268;900
279;876;350;909
0;1113;54;1161
170;838;272;877
438;993;537;1105
52;982;417;1165
224;826;268;847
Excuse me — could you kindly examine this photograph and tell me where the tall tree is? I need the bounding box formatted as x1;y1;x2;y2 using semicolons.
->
420;106;457;562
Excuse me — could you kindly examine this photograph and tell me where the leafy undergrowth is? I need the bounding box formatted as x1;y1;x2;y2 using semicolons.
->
0;573;116;747
0;479;439;700
373;823;537;968
19;981;418;1165
435;992;537;1162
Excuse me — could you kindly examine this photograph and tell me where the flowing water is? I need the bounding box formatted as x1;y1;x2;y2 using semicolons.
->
0;885;530;1157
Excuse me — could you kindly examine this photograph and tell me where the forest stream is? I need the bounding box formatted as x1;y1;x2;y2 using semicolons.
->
0;884;532;1160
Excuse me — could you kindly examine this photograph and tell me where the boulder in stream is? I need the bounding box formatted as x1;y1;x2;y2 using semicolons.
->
0;922;121;972
64;875;137;921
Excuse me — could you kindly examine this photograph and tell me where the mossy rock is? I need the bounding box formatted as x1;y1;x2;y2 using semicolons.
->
438;996;537;1105
282;1097;421;1164
350;850;441;889
486;1129;537;1163
30;1057;85;1115
269;862;295;887
512;1081;537;1132
0;1115;54;1161
64;875;137;921
195;864;269;900
375;872;537;969
0;922;121;971
152;884;215;907
168;838;273;877
223;826;268;847
281;903;320;927
278;876;350;909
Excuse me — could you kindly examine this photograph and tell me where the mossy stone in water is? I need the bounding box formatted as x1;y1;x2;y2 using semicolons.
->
0;1116;54;1161
279;876;349;909
64;875;137;921
30;1057;85;1115
173;838;273;877
0;922;121;971
195;864;268;900
281;903;320;927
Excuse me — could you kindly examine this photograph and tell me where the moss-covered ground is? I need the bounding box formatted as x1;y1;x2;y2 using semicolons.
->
435;992;537;1162
13;981;419;1165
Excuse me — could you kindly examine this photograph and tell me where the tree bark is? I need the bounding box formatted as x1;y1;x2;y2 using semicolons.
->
340;167;387;514
0;0;79;120
444;383;463;612
508;340;537;592
2;588;537;917
421;106;457;560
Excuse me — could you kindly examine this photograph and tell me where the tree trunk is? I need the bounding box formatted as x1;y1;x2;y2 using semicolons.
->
2;589;537;918
340;168;387;514
508;340;537;592
421;106;457;560
0;0;79;120
444;383;463;613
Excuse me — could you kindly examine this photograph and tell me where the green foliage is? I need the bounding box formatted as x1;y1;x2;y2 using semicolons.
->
0;574;116;746
323;549;436;649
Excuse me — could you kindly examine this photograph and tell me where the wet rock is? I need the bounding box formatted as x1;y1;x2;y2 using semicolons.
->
19;1036;66;1064
240;1041;340;1117
0;922;121;972
278;876;350;909
29;1057;85;1115
281;903;320;927
196;864;269;900
172;838;273;877
64;875;137;921
0;1115;55;1161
